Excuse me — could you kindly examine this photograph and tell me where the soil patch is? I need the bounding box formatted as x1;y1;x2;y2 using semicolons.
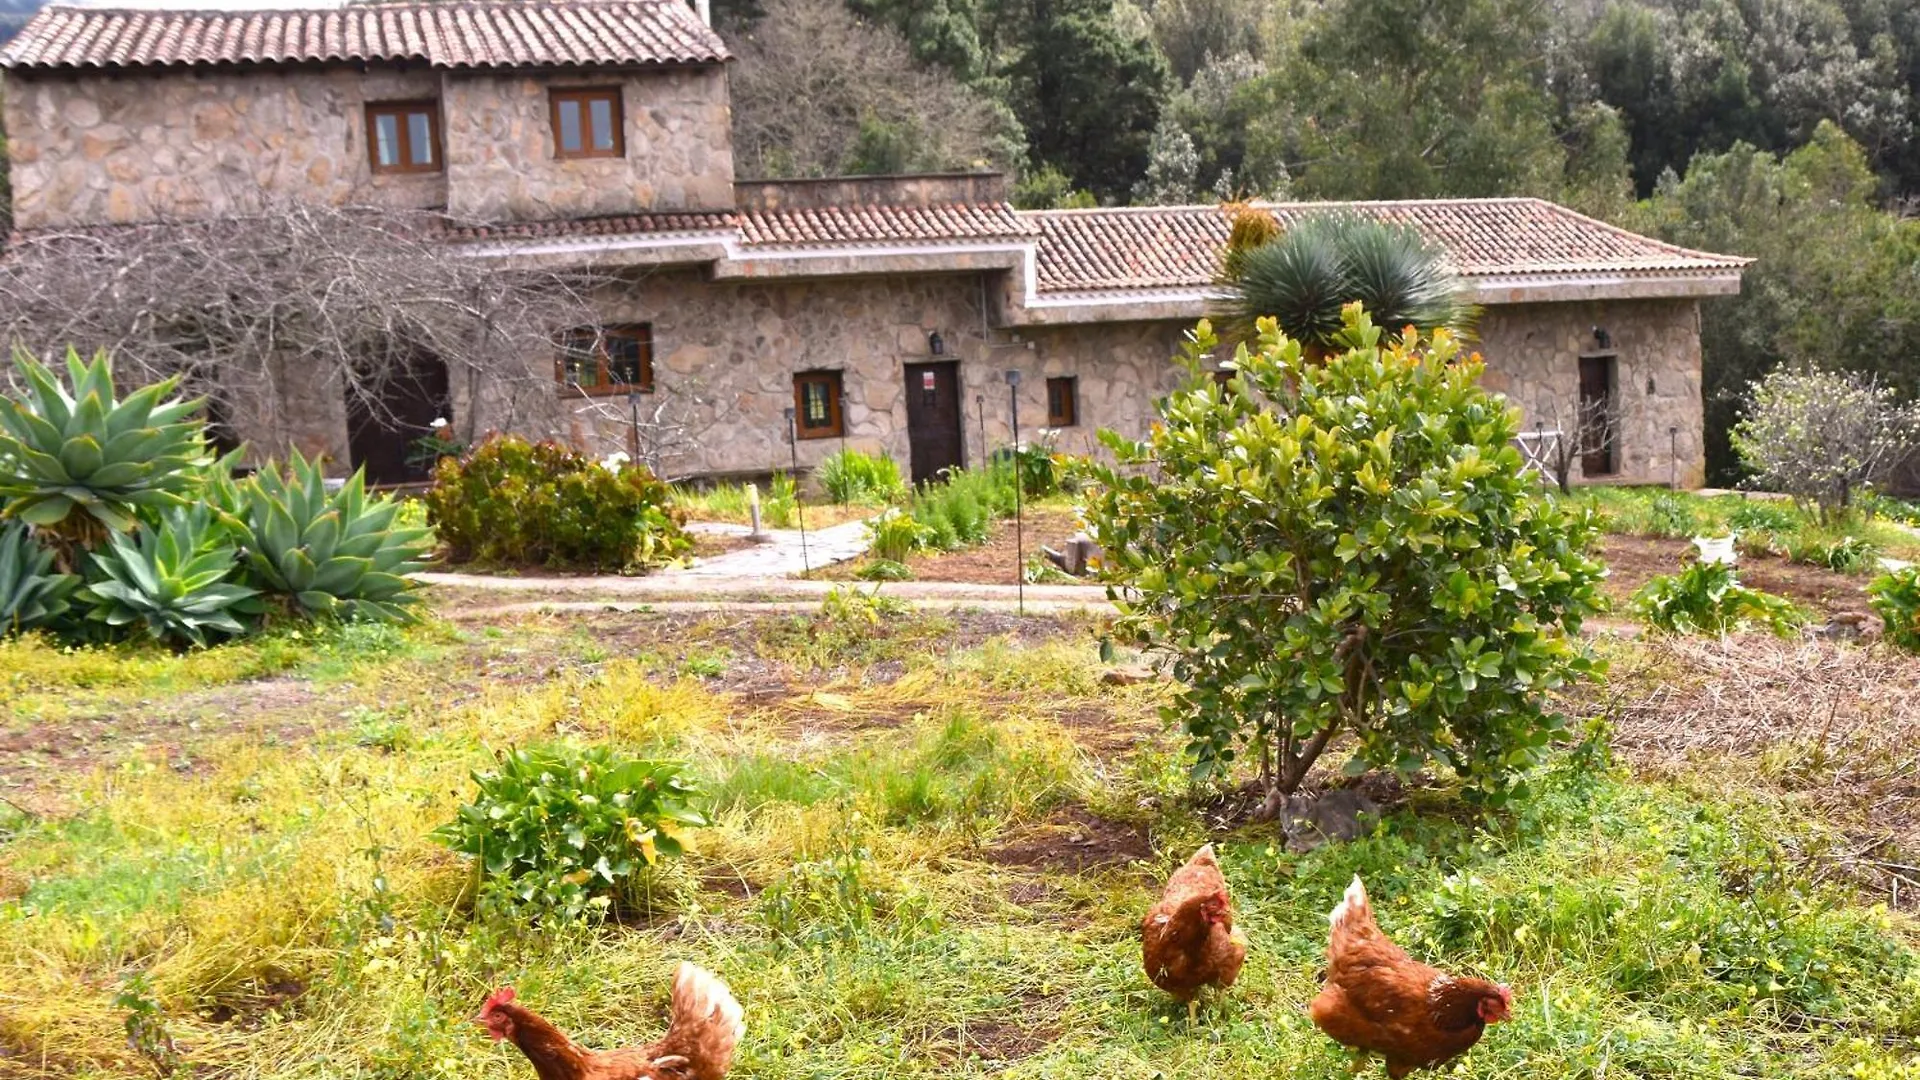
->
1598;534;1871;620
983;805;1152;872
819;507;1083;585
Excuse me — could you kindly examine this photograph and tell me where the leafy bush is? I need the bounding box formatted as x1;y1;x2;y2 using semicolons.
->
865;508;930;562
0;347;211;549
817;449;906;505
0;521;78;633
1731;367;1920;523
764;470;799;528
1868;566;1920;653
239;450;432;622
424;435;690;572
907;465;1016;550
856;558;913;582
1080;310;1605;807
1630;560;1805;636
991;441;1059;497
434;744;707;921
1788;533;1879;574
80;505;258;648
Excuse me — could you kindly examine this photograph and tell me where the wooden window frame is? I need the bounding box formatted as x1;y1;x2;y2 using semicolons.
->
793;370;844;440
557;324;655;396
1045;375;1078;427
549;87;625;160
365;100;443;175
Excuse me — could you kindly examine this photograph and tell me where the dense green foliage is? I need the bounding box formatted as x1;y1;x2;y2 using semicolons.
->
907;463;1018;550
817;448;907;505
1630;559;1807;636
0;348;212;547
239;451;433;623
425;435;690;572
434;744;708;921
0;520;77;632
1080;310;1606;803
1869;565;1920;653
79;505;259;648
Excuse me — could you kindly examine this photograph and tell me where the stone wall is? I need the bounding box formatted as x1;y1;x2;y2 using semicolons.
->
445;277;1704;489
1476;298;1706;488
443;67;734;221
3;62;735;230
4;67;445;229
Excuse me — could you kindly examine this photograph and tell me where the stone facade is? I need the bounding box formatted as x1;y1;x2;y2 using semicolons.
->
2;62;733;230
434;272;1703;488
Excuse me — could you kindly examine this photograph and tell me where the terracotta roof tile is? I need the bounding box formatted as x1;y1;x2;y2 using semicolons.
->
1025;199;1749;294
444;210;737;240
738;203;1037;246
0;0;730;70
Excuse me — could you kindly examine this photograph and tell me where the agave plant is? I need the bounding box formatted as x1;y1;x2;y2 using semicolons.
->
0;521;79;634
1214;211;1477;352
81;505;257;648
239;450;431;623
0;348;211;550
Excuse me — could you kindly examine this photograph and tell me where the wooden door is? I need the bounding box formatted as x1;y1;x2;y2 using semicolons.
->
346;351;452;485
1578;353;1616;478
903;361;964;484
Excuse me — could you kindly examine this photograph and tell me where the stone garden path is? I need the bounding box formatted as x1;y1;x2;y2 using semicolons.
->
679;518;875;577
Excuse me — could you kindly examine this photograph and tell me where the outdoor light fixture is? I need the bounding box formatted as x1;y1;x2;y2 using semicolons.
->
929;331;945;356
1592;326;1612;350
1004;369;1021;387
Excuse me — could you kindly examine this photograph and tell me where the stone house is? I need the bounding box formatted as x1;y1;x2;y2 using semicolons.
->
0;0;1748;487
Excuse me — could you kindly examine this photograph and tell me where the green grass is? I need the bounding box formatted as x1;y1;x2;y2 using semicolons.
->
1577;487;1920;570
1;612;1916;1080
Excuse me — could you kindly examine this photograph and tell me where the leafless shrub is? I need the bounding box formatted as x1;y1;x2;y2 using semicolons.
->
1732;367;1920;522
0;202;603;451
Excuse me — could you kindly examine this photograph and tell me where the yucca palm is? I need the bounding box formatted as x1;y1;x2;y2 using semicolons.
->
1215;210;1478;353
0;348;211;550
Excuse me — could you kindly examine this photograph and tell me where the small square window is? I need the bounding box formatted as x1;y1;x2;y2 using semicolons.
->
550;88;625;159
366;101;442;174
793;371;844;439
1046;376;1078;427
556;324;654;395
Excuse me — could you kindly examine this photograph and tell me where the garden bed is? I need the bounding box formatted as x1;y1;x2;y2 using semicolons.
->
1597;534;1875;620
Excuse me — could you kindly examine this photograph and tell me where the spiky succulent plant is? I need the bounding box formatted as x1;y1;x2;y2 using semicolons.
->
239;450;431;623
0;348;211;549
0;521;79;634
81;505;257;648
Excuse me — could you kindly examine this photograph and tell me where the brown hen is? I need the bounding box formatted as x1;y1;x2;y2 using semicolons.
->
475;962;744;1080
1141;843;1248;1023
1309;876;1512;1078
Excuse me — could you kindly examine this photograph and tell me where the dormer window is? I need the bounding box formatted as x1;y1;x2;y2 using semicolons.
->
366;101;442;174
550;88;624;159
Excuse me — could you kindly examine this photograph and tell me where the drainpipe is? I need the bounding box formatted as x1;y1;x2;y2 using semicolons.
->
693;0;711;25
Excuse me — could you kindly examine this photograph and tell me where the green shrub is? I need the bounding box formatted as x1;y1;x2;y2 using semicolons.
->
764;470;799;528
1732;367;1920;524
992;442;1059;497
0;347;211;550
1644;491;1701;538
434;744;707;921
1787;533;1879;574
80;505;258;648
907;465;1016;550
1868;566;1920;653
865;508;930;562
818;449;906;505
1630;560;1805;636
1080;309;1605;807
856;558;913;582
424;435;690;572
0;521;78;634
238;450;432;622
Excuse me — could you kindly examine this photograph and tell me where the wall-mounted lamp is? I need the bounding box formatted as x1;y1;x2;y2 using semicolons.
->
929;331;945;356
1592;326;1612;350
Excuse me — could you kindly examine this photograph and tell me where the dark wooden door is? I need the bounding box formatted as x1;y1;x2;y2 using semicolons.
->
1577;354;1616;478
346;351;452;485
903;361;964;484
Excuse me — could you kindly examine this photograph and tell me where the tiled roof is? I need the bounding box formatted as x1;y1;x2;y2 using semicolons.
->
738;203;1036;246
1025;199;1750;295
0;0;730;71
444;211;737;241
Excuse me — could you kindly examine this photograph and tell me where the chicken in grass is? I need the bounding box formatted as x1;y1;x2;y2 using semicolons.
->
1141;843;1248;1023
475;962;744;1080
1309;876;1513;1077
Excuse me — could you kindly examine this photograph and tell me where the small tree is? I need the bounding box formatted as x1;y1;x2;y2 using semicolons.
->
1079;307;1606;812
1731;367;1920;524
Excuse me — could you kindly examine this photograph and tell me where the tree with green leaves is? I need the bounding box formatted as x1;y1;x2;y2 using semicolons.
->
1002;0;1170;202
1079;309;1605;810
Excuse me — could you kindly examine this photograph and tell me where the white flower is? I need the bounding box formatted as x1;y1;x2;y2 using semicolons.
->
599;451;631;472
429;417;449;430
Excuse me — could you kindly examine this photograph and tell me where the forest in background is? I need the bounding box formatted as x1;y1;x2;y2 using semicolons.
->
721;0;1920;482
